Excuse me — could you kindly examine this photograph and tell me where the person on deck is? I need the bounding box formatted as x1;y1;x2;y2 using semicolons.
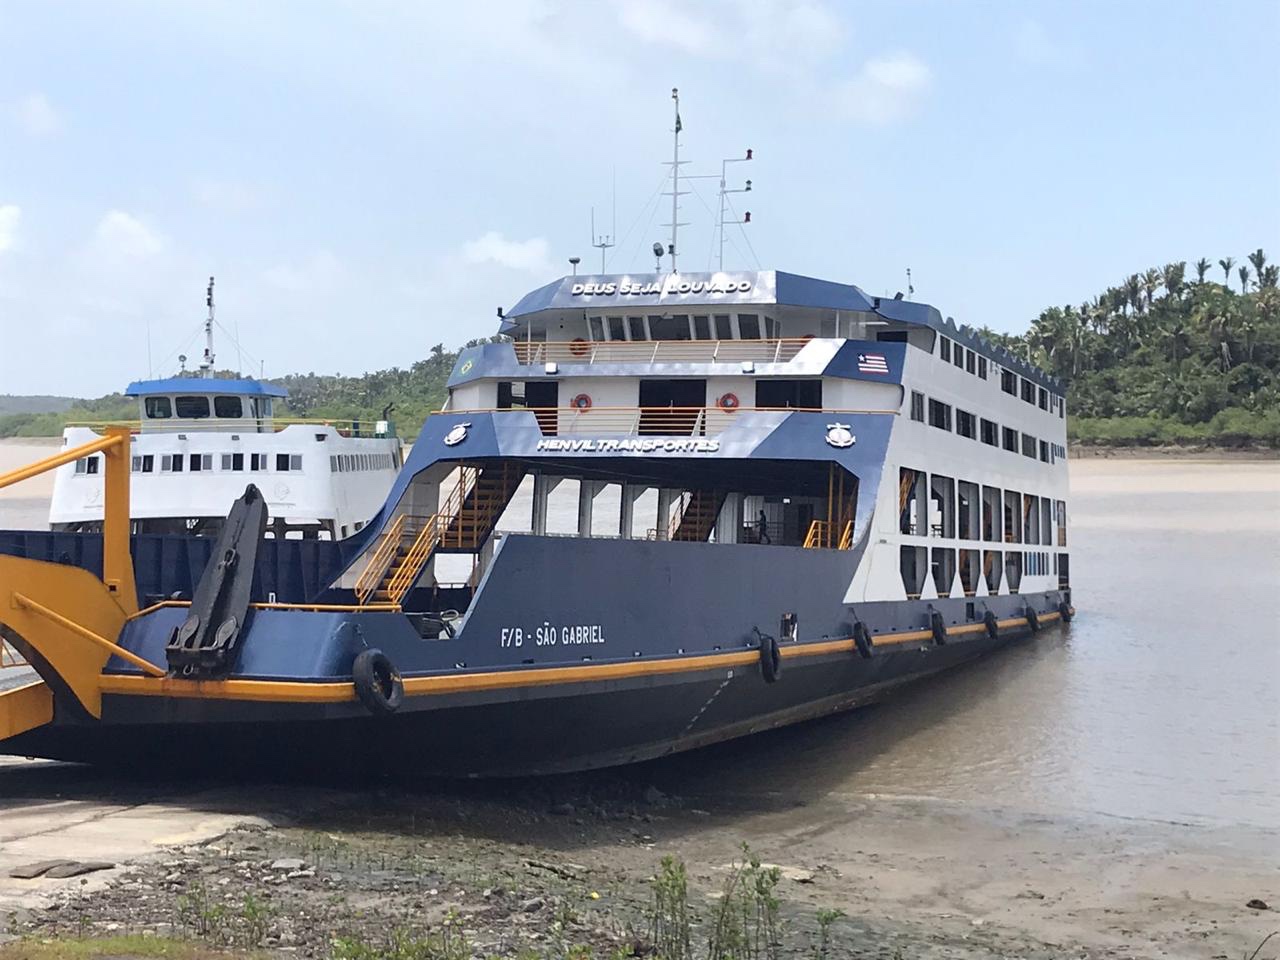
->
757;509;771;544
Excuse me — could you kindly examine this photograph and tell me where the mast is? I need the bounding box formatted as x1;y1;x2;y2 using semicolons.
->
661;88;687;274
200;276;215;378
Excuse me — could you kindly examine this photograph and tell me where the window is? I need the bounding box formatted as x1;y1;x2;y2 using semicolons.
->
737;314;761;339
931;548;956;597
1041;498;1053;546
1003;490;1022;543
1002;426;1018;452
1001;368;1017;395
250;453;268;471
162;454;183;473
1024;494;1040;543
588;316;605;341
978;356;988;380
899;468;924;535
910;391;924;422
1005;552;1023;594
957;480;980;539
175;395;211;419
189;453;211;471
628;316;647;340
966;350;976;375
692;315;711;340
75;457;99;475
1056;500;1067;546
1021;433;1036;459
980;418;998;446
714;315;733;339
222;453;244;471
132;456;141;472
900;546;927;598
1039;439;1050;463
276;453;302;471
928;398;953;431
214;396;243;418
959;549;980;596
939;337;951;362
1038;387;1048;411
953;345;965;369
1020;378;1035;404
756;380;822;409
1059;397;1065;419
956;409;976;439
983;550;1002;593
982;485;1002;542
144;396;171;419
607;316;626;340
649;314;692;340
930;474;955;538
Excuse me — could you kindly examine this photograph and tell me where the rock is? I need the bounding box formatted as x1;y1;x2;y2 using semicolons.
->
271;858;306;871
44;861;115;879
1246;898;1269;910
521;897;545;913
8;860;76;879
287;869;316;879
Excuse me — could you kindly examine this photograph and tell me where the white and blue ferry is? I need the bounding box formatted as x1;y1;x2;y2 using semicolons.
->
0;266;1073;775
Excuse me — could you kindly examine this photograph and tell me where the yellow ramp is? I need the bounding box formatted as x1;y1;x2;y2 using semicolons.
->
0;680;54;741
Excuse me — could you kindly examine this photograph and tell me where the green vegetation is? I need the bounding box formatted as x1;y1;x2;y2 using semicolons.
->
0;936;233;960
3;249;1276;447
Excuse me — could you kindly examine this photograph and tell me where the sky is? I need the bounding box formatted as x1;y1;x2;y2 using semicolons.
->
1;0;1277;397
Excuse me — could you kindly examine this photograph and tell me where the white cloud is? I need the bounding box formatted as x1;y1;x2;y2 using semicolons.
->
616;0;717;56
0;205;20;253
460;231;554;274
263;251;343;292
94;210;166;258
14;93;62;137
833;52;933;124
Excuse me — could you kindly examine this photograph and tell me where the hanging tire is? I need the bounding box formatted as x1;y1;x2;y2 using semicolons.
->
983;609;999;640
853;621;874;659
1024;606;1041;634
353;648;404;715
929;609;948;646
1058;599;1073;622
759;633;782;683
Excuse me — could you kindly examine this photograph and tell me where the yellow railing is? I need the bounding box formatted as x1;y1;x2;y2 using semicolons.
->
512;338;814;365
385;517;442;604
802;520;829;549
354;513;408;603
838;519;854;550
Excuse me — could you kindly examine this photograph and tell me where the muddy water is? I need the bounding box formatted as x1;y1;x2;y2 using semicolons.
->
2;439;1277;830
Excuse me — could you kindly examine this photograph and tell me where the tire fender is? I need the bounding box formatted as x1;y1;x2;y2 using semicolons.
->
352;648;404;715
983;609;1000;640
759;633;782;683
852;621;874;659
1024;606;1041;634
929;609;948;646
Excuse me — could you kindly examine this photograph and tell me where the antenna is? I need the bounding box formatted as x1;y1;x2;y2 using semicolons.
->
200;276;216;378
146;318;153;379
717;148;753;271
907;267;914;297
660;87;688;273
590;207;614;273
568;256;581;276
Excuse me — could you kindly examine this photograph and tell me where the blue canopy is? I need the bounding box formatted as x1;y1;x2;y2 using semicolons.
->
124;377;288;398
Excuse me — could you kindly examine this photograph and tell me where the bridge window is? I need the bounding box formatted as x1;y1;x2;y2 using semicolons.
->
930;474;955;538
693;315;711;340
910;391;924;422
737;314;761;339
931;548;956;596
606;316;625;340
984;550;1002;593
714;314;733;339
756;380;822;409
928;399;952;431
175;395;211;419
980;418;998;446
589;316;605;340
214;396;243;418
956;409;976;439
900;545;927;599
981;485;1001;541
144;396;171;418
628;316;647;340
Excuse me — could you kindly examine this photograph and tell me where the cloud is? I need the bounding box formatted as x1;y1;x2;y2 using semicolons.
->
263;250;343;292
460;231;554;274
616;0;717;56
14;93;62;137
193;179;260;213
833;52;933;124
93;210;166;258
0;205;19;253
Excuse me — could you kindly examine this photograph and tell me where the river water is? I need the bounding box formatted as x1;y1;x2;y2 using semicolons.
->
2;440;1276;829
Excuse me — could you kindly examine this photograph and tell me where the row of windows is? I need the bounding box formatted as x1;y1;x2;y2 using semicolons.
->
330;453;395;472
898;468;1068;547
143;395;274;421
74;453;301;475
586;312;779;343
900;545;1069;599
911;392;1060;465
937;335;1065;419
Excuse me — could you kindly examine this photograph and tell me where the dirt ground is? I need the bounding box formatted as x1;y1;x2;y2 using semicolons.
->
1;754;1276;960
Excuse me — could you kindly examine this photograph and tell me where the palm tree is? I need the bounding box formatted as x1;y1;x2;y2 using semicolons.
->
1248;249;1268;283
1161;261;1186;300
1194;258;1211;284
1262;264;1280;289
1219;257;1235;285
1141;268;1161;312
1124;274;1142;315
1238;264;1251;293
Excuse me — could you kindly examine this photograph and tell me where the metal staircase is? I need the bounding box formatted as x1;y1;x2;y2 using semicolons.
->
355;463;525;606
669;489;725;542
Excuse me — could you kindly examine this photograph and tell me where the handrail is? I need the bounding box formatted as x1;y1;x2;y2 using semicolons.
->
64;418;394;437
12;591;165;677
386;518;441;603
512;338;814;364
802;520;829;549
354;513;407;603
838;519;854;550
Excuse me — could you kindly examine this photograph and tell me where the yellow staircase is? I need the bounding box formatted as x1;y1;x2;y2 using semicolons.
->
669;490;725;542
355;463;525;606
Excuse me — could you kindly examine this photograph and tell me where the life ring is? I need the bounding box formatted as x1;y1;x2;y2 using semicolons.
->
929;609;948;646
352;648;403;715
983;609;999;639
759;633;782;683
852;621;874;659
569;338;590;357
572;393;592;410
1024;606;1041;634
717;393;740;412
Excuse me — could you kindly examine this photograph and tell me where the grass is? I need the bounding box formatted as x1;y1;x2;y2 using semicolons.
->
0;935;252;960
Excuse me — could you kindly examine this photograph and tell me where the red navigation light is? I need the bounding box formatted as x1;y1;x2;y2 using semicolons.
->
745;148;753;160
744;212;751;223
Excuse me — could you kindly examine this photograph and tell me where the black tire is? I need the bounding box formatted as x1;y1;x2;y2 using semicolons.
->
983;609;999;640
929;609;948;646
852;621;874;659
759;634;782;683
1058;600;1073;622
1024;606;1041;634
353;648;404;715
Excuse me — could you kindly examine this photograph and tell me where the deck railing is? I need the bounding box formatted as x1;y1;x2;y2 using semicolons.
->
512;338;813;365
64;418;393;438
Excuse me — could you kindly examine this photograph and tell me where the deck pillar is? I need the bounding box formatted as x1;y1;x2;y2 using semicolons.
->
531;473;561;536
620;483;644;539
655;488;673;541
577;480;603;537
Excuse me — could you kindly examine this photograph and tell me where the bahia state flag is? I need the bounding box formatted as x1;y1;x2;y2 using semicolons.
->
857;352;889;374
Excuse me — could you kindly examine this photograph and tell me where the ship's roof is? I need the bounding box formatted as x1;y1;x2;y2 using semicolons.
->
124;377;289;398
501;269;1062;391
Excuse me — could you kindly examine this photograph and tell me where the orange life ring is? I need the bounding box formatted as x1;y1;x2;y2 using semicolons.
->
572;393;592;410
717;393;740;411
570;338;590;357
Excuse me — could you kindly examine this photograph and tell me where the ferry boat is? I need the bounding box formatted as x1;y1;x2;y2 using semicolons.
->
0;265;1072;776
47;280;402;540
